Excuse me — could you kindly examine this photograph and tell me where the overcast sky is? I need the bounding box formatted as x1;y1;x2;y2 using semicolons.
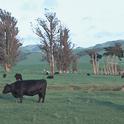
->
0;0;124;48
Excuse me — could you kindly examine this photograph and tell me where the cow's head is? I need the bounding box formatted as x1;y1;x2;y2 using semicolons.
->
2;84;11;94
15;73;22;80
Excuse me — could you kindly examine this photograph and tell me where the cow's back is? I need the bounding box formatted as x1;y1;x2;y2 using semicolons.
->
12;79;47;95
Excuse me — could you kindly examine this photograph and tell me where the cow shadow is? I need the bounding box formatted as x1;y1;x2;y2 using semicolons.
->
0;94;38;103
0;94;15;102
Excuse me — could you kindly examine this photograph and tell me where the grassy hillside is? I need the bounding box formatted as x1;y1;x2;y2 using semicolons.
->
0;65;124;124
0;41;124;124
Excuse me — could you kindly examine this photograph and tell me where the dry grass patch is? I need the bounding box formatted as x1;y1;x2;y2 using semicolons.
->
47;84;123;92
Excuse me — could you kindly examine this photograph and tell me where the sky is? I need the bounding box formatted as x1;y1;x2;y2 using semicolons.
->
0;0;124;48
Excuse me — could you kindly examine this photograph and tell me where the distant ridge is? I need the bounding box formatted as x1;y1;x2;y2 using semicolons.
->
20;44;40;53
74;40;124;56
21;39;124;53
18;39;124;62
92;40;124;49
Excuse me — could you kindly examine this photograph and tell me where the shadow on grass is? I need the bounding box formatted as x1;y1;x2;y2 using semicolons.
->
0;94;38;103
85;97;124;111
0;94;14;101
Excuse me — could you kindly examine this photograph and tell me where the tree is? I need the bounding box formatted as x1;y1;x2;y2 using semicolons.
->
54;27;74;73
71;54;78;73
86;49;102;75
62;28;73;73
33;10;60;77
0;9;22;72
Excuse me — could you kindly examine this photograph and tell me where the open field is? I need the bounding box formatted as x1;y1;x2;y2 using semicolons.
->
0;54;124;124
0;90;124;124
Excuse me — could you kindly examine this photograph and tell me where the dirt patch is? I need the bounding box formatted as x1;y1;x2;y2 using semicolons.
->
69;85;82;91
47;84;123;92
47;85;67;91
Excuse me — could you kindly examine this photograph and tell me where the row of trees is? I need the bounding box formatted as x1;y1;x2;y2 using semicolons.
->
86;43;124;75
0;9;78;75
1;8;123;76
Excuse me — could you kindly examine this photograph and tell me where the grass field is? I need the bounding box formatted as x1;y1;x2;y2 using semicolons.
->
0;54;124;124
0;90;124;124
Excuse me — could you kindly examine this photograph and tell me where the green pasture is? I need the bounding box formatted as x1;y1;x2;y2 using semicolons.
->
0;53;124;124
0;90;124;124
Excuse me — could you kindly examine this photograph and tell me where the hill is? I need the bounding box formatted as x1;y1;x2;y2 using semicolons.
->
20;44;40;53
92;39;124;49
20;39;124;54
76;40;124;56
19;39;124;63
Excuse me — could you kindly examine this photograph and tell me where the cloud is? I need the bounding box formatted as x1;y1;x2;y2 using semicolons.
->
43;0;57;8
55;0;124;47
21;35;40;46
0;0;124;47
0;0;45;45
95;32;112;38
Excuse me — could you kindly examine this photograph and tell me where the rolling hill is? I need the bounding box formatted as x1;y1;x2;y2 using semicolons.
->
20;39;124;54
91;39;124;49
19;39;124;64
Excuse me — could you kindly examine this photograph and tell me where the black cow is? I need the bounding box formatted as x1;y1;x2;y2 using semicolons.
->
3;73;7;78
45;71;49;75
15;73;23;81
54;72;60;75
2;79;47;103
121;74;124;78
47;75;54;79
86;73;90;76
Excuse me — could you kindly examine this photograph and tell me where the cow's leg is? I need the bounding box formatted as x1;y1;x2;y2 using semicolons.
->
41;92;46;103
19;98;23;103
16;98;20;103
38;93;42;103
19;95;23;103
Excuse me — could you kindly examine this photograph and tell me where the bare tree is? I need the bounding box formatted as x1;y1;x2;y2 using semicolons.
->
33;10;60;77
86;49;102;75
71;54;78;73
0;9;22;72
54;27;74;73
62;28;73;73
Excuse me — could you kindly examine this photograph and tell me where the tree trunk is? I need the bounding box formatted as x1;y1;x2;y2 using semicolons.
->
91;55;96;75
114;64;117;75
92;53;99;75
104;56;109;75
96;61;99;75
4;63;11;72
95;53;99;75
111;56;115;75
50;53;54;77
